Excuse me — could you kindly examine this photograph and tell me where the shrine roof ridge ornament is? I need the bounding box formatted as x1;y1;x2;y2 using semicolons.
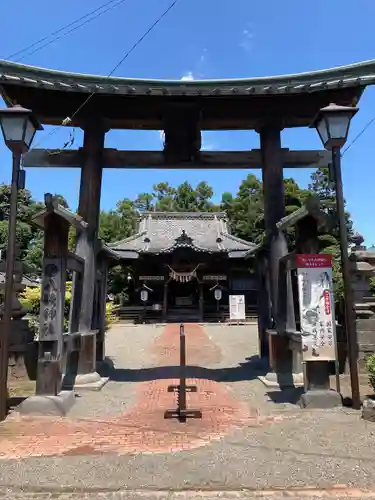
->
159;229;209;254
139;211;227;219
1;58;375;96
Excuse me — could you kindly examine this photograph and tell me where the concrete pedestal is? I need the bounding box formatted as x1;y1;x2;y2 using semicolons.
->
16;391;76;416
258;371;304;388
299;389;343;409
75;331;108;390
299;360;342;409
258;332;303;388
73;372;109;391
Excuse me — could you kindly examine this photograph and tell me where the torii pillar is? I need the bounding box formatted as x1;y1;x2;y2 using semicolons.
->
74;121;107;389
259;125;295;386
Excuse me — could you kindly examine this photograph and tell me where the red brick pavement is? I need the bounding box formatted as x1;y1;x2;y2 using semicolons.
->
0;324;284;459
151;323;223;365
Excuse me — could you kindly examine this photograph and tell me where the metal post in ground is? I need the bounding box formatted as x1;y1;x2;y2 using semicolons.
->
164;323;202;422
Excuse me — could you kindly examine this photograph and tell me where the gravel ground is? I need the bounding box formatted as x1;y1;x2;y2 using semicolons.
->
1;323;374;493
1;489;375;500
0;408;373;491
68;324;163;419
1;488;375;500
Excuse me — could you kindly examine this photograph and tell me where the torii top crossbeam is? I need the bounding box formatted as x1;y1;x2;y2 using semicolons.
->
0;59;374;129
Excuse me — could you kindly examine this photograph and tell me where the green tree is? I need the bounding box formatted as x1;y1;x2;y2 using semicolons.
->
99;210;132;244
153;182;176;211
174;181;199;212
224;174;264;243
0;184;45;272
195;181;215;211
282;178;311;249
308;167;354;246
115;198;137;235
308;166;355;305
98;199;137;298
133;193;154;213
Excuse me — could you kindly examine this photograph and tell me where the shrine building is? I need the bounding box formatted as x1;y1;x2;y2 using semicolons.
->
110;211;257;323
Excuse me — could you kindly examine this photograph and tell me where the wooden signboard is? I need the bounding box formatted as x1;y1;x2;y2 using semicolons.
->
202;275;227;281
296;254;337;361
229;295;246;322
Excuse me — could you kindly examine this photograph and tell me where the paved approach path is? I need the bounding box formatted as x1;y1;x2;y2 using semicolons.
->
0;323;375;497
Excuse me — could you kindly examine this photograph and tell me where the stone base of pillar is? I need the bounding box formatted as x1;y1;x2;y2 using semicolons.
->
299;389;342;409
299;360;342;409
77;331;97;373
258;371;304;388
73;372;109;391
65;331;109;391
96;356;114;378
259;331;302;388
16;391;76;417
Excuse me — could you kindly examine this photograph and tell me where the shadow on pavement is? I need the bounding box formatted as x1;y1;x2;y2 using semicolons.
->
108;355;268;383
266;387;304;404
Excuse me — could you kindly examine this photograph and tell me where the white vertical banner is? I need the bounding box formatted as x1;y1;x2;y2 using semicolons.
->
229;295;246;321
296;254;337;361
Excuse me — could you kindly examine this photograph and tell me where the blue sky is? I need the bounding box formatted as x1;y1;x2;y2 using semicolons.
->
1;0;375;243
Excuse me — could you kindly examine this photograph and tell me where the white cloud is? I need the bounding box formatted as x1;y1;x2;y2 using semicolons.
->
181;71;194;81
240;26;254;52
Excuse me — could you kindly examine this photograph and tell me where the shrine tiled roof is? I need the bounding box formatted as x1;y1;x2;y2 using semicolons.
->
110;212;256;257
1;59;375;96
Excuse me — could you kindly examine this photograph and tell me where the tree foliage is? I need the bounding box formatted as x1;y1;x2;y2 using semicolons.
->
308;167;355;303
0;167;360;304
19;281;118;335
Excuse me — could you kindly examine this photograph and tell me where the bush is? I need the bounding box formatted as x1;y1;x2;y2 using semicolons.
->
370;277;375;296
366;353;375;391
105;301;119;330
20;282;118;336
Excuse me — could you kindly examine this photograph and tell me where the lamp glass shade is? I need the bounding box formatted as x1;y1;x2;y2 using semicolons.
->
316;117;329;148
24;118;37;149
326;114;351;144
312;103;358;150
0;116;26;143
0;106;41;153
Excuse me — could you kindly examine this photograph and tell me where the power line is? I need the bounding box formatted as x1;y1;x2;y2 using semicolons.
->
7;0;129;63
61;0;180;123
6;0;121;60
341;115;375;157
30;0;181;151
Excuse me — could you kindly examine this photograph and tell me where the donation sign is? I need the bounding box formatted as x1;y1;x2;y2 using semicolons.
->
229;295;245;321
296;254;337;361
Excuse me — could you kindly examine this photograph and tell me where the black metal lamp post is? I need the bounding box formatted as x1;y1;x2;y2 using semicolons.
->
0;105;43;421
311;102;360;409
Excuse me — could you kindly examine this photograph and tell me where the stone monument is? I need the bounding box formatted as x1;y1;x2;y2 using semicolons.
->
0;244;36;379
349;234;375;372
